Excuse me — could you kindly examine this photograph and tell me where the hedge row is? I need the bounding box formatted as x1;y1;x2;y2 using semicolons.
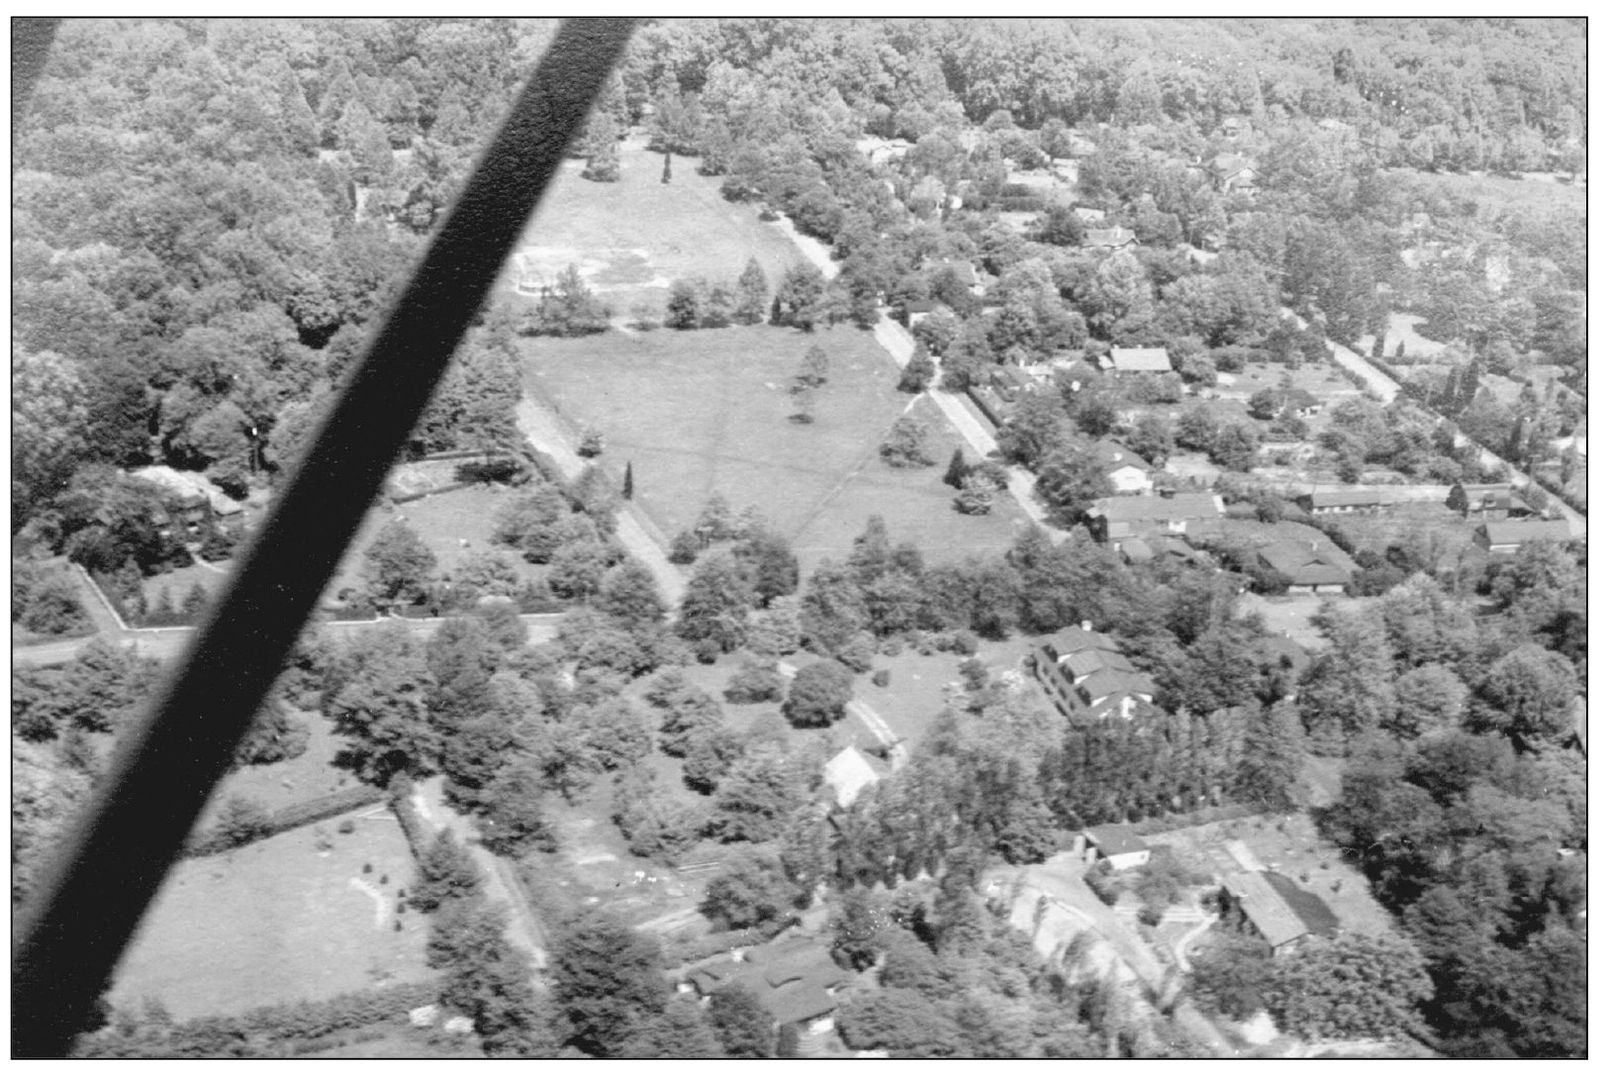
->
81;980;441;1057
389;480;475;505
186;785;385;858
386;776;433;861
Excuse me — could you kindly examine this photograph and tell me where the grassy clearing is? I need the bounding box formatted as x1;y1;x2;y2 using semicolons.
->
791;394;1034;574
512;145;803;314
139;561;230;607
328;484;537;596
1320;500;1479;564
199;712;362;825
1391;166;1586;217
109;819;430;1020
522;323;911;543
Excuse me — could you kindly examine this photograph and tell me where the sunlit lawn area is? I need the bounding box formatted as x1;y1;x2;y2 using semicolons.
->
109;819;430;1020
512;144;804;315
522;323;912;545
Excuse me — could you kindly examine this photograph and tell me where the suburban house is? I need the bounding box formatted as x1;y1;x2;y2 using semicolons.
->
683;936;851;1048
1117;534;1215;569
1085;493;1224;544
1083;226;1138;251
1295;489;1383;515
1446;482;1530;520
1256;541;1353;594
821;747;882;809
128;465;244;532
1029;624;1159;719
1093;439;1154;495
1218;869;1340;957
1213;152;1259;194
1103;346;1173;374
1476;519;1574;554
1081;825;1151;871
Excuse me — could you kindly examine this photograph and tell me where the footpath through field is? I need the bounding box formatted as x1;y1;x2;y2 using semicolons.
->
768;219;1062;539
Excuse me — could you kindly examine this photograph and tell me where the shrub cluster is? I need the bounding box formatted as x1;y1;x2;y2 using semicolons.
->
185;786;385;858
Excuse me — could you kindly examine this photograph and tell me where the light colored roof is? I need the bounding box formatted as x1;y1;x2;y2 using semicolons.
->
1108;347;1172;372
1085;823;1148;857
1481;520;1573;545
823;747;881;808
1094;439;1151;473
1074;206;1106;223
1223;870;1309;949
129;465;242;515
1044;626;1120;656
1084;226;1137;248
1090;493;1222;523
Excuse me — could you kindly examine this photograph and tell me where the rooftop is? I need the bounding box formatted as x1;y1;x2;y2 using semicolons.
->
1302;489;1382;508
1089;493;1222;523
1223;869;1309;949
1108;347;1172;373
822;747;881;809
1257;542;1352;586
1481;520;1574;545
1094;439;1151;473
1085;823;1148;857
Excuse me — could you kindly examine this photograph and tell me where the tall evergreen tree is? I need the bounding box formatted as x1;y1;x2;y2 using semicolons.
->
734;258;769;325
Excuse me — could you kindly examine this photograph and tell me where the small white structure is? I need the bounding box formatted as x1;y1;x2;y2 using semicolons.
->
442;1016;474;1035
822;747;881;809
408;1004;441;1028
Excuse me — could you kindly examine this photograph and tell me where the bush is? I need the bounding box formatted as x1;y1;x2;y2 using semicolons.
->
782;660;854;728
723;659;784;704
872;669;891;688
879;414;936;468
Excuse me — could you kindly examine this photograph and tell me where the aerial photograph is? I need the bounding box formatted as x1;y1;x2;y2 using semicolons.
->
11;16;1586;1059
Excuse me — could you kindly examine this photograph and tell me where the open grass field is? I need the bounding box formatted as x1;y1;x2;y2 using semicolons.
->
790;395;1034;574
1390;166;1586;217
522;324;918;546
109;818;430;1020
198;712;360;825
327;484;536;597
511;144;804;315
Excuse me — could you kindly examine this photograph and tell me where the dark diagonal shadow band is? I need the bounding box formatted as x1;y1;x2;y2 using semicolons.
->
11;18;636;1056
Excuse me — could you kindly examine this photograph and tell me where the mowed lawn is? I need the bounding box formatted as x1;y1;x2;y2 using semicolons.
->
328;484;534;597
513;144;804;314
790;395;1035;574
522;324;913;543
109;819;430;1020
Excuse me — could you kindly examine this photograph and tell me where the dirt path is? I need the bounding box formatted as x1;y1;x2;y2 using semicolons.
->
777;659;906;770
515;396;687;606
414;778;548;972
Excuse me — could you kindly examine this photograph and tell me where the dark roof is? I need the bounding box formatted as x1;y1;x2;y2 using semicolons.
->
1302;489;1382;508
1257;542;1352;587
1085;824;1148;857
1481;520;1573;545
1263;871;1341;939
1090;493;1222;523
697;938;849;1026
1062;647;1135;680
1078;666;1156;701
1045;626;1120;656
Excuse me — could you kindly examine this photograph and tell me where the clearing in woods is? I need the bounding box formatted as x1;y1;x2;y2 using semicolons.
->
108;819;429;1020
511;142;804;315
524;328;1030;573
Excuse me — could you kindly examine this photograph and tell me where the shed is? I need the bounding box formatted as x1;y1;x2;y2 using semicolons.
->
822;747;881;809
1220;870;1310;955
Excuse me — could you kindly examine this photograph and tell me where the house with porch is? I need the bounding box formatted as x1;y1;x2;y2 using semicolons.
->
1029;624;1159;720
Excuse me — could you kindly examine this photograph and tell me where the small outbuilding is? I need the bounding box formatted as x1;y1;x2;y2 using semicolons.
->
1083;824;1151;871
1475;519;1574;554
